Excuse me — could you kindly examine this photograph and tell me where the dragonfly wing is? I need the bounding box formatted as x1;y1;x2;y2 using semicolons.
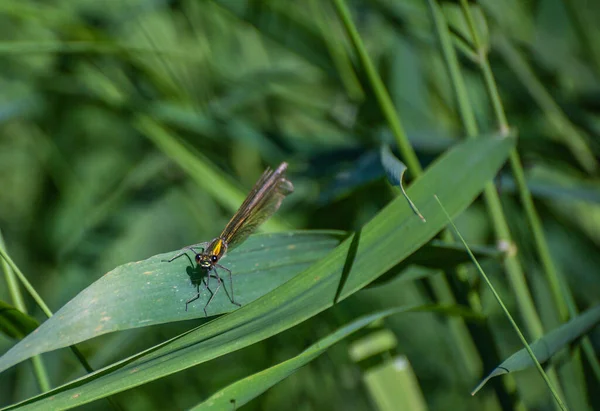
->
220;163;293;250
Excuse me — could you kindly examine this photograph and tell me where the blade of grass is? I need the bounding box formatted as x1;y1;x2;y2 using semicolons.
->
434;195;567;411
0;231;344;373
191;306;417;410
0;233;49;393
380;144;425;221
460;0;600;388
428;0;546;339
0;301;38;340
0;235;95;376
3;134;514;410
193;303;477;410
331;0;421;177
334;0;482;385
426;2;532;406
426;1;573;407
308;0;364;101
473;304;600;395
493;34;596;174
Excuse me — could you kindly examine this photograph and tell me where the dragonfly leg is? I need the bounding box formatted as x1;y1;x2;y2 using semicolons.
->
203;274;222;317
185;283;201;311
216;264;241;307
203;271;210;289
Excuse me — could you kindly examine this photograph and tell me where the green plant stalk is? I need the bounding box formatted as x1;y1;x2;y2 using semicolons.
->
309;0;364;101
428;269;485;382
436;0;587;406
426;2;537;408
481;185;544;337
435;196;568;411
493;34;596;174
0;243;95;375
560;0;600;76
331;0;422;177
459;0;563;319
429;0;590;407
429;3;477;138
429;0;548;340
0;233;25;311
332;0;483;382
459;0;600;384
452;33;481;64
0;240;126;409
0;233;50;392
0;245;53;320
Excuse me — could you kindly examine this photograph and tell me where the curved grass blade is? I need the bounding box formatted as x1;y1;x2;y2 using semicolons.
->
472;304;600;395
193;306;417;410
0;301;39;340
435;195;568;408
5;134;514;410
0;231;345;374
380;144;424;221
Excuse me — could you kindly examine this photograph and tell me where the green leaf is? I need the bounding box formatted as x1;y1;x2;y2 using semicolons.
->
5;134;514;410
0;231;345;374
442;3;490;52
472;304;600;395
193;306;413;410
348;329;398;363
194;305;470;410
363;356;427;411
380;144;425;221
379;144;407;187
0;301;39;340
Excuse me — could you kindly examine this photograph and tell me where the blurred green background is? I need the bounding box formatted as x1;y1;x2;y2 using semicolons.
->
1;0;600;410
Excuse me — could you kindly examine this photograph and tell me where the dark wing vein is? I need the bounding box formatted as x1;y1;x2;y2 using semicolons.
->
219;162;293;250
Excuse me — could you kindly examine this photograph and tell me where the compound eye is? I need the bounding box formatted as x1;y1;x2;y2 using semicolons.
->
211;255;218;263
195;254;201;263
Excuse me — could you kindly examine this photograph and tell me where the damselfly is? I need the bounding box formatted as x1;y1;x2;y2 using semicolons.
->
167;162;293;315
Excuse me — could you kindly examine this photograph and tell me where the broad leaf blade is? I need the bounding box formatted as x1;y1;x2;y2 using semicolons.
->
472;304;600;395
193;306;417;410
0;231;345;374
7;134;514;410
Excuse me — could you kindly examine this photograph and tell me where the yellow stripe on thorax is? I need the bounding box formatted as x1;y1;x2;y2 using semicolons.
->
211;239;224;256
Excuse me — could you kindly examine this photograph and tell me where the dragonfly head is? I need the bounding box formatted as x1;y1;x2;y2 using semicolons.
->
196;253;218;269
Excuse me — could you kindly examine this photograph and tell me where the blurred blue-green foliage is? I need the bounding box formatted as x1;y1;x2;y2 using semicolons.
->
1;0;600;410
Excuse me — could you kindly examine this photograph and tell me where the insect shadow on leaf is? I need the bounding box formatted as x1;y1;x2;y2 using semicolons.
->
163;250;238;316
